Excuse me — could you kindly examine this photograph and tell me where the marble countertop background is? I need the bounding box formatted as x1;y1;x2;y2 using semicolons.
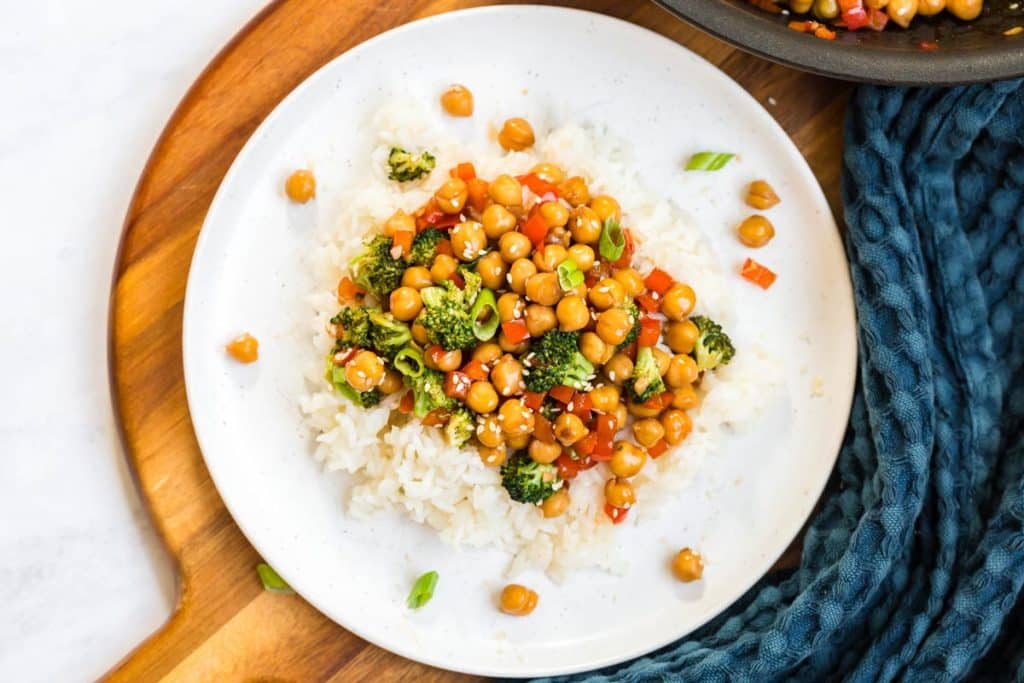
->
0;2;266;679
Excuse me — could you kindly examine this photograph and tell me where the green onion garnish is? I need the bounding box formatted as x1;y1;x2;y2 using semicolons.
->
257;563;294;594
470;288;500;341
557;258;585;291
394;346;425;378
407;570;439;609
685;151;734;171
328;364;361;402
598;218;625;262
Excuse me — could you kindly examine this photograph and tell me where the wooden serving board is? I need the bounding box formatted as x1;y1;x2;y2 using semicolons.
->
108;1;850;680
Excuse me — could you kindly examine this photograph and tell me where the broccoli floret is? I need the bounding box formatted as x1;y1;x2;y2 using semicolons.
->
409;228;445;267
500;451;562;505
330;306;411;360
539;399;561;422
408;368;458;418
616;301;641;350
418;272;483;350
523;330;595;393
326;362;382;408
444;407;476;448
624;346;667;404
350;235;407;300
330;306;374;349
387;147;436;182
691;315;736;371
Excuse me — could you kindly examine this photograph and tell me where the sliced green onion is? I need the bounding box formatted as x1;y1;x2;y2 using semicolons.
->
393;346;425;378
257;563;294;594
685;151;734;171
598;218;625;262
328;364;360;403
470;288;499;341
407;570;439;609
557;258;585;291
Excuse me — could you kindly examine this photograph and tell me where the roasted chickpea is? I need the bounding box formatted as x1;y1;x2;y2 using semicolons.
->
672;548;704;582
745;180;780;210
525;273;562;306
507;431;531;449
499;231;532;262
554;413;588;446
539;201;570;228
665;354;699;388
226;333;259;363
917;0;945;13
499;398;535;436
660;409;692;445
489;174;523;207
611;440;648;476
569;206;602;244
588;278;626;311
665;319;699;354
628;400;662;419
555;295;589;332
541;488;570;518
508;258;538;294
411;319;430;345
450;220;487;261
737;215;775;248
612;268;645;297
559;176;590;207
430;254;459;283
497;292;525;323
379;368;404;395
614;403;629;430
477;415;505;448
604;477;636;508
567;244;595;272
435;177;468;214
285;169;316;203
580;332;608;366
588;384;621;414
947;0;981;18
472;342;503;365
652;347;672;376
812;0;840;18
467;381;500;414
440;84;474;116
477;251;508;290
345;350;384;392
533;244;568;273
530;162;566;185
886;0;919;26
499;584;538;616
498;117;535;151
529;438;562;464
389;286;422;321
499;331;530;354
671;384;701;410
432;348;463;372
596;307;633;346
401;265;433;290
481;203;517;240
545;225;571;247
479;443;507;467
589;195;622;224
631;419;665;448
383;209;416;236
661;283;696;321
604;353;634;385
791;0;814;10
525;304;558;338
491;355;526;397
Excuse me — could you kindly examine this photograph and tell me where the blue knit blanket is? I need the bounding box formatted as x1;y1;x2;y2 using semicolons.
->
547;81;1024;682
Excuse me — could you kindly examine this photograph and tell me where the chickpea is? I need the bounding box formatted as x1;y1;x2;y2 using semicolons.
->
529;438;562;464
604;477;636;508
652;347;672;376
525;273;562;306
389;286;423;321
525;304;558;338
345;350;384;392
628;399;662;419
530;162;566;185
401;265;433;290
614;403;629;430
481;204;517;240
567;244;595;272
665;354;699;388
411;319;430;345
672;548;704;583
737;215;775;249
284;169;316;203
472;342;503;365
435;178;468;214
440;84;474;116
745;180;780;210
545;225;571;247
917;0;944;13
588;384;621;414
491;355;526;397
541;488;570;518
477;415;505;448
812;0;840;18
588;278;626;311
477;251;508;290
589;195;622;224
499;398;535;435
432;348;463;372
539;201;570;229
612;268;645;297
559;176;590;207
383;209;416;236
450;221;487;261
499;231;532;262
611;441;648;477
499;584;538;616
533;244;568;273
497;292;525;323
580;332;608;366
604;353;634;385
665;319;699;354
569;206;602;245
479;443;507;467
791;0;814;10
671;384;701;411
499;331;530;354
596;307;634;346
226;333;259;363
661;409;692;445
661;284;696;321
946;0;980;18
430;254;459;284
554;413;589;446
886;0;918;25
556;295;590;332
466;381;500;414
489;174;523;207
631;419;665;448
498;117;535;151
379;368;404;395
507;431;531;449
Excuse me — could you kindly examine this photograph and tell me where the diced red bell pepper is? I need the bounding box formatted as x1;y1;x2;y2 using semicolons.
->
521;212;549;247
451;162;476;181
639;391;674;413
604;503;629;524
637;317;661;347
333;346;359;366
422;408;451;426
647;439;669;458
443;371;473;400
336;276;365;303
535;415;556;444
556;454;580;480
568;391;593;421
592;414;617;462
611;228;635;269
920;40;939;51
466;178;489;213
450;272;465;289
621;341;638;361
436;238;453;256
426;345;446;367
841;6;868;30
740;258;777;290
867;7;889;30
549;385;576;404
523;390;546;412
636;292;661;314
461;359;490;381
573;431;598;456
501;319;530;344
593;439;613;461
517;173;560;197
391;230;414;259
814;26;837;40
399;390;415;413
643;268;674;296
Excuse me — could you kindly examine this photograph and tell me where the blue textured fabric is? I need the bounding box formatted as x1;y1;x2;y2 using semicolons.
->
543;81;1024;682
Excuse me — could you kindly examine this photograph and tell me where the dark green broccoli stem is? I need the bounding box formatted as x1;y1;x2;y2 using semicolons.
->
388;147;436;182
500;451;562;504
624;346;666;404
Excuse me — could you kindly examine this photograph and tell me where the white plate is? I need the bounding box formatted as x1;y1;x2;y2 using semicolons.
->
183;6;856;677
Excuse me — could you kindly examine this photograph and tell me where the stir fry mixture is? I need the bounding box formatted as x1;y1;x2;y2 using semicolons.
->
749;0;985;39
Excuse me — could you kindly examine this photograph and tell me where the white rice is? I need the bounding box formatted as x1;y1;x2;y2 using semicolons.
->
300;100;781;578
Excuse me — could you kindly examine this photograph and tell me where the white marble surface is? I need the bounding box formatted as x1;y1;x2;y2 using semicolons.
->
0;2;267;680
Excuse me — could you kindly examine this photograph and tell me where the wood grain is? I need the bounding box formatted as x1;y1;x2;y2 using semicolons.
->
107;1;850;680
